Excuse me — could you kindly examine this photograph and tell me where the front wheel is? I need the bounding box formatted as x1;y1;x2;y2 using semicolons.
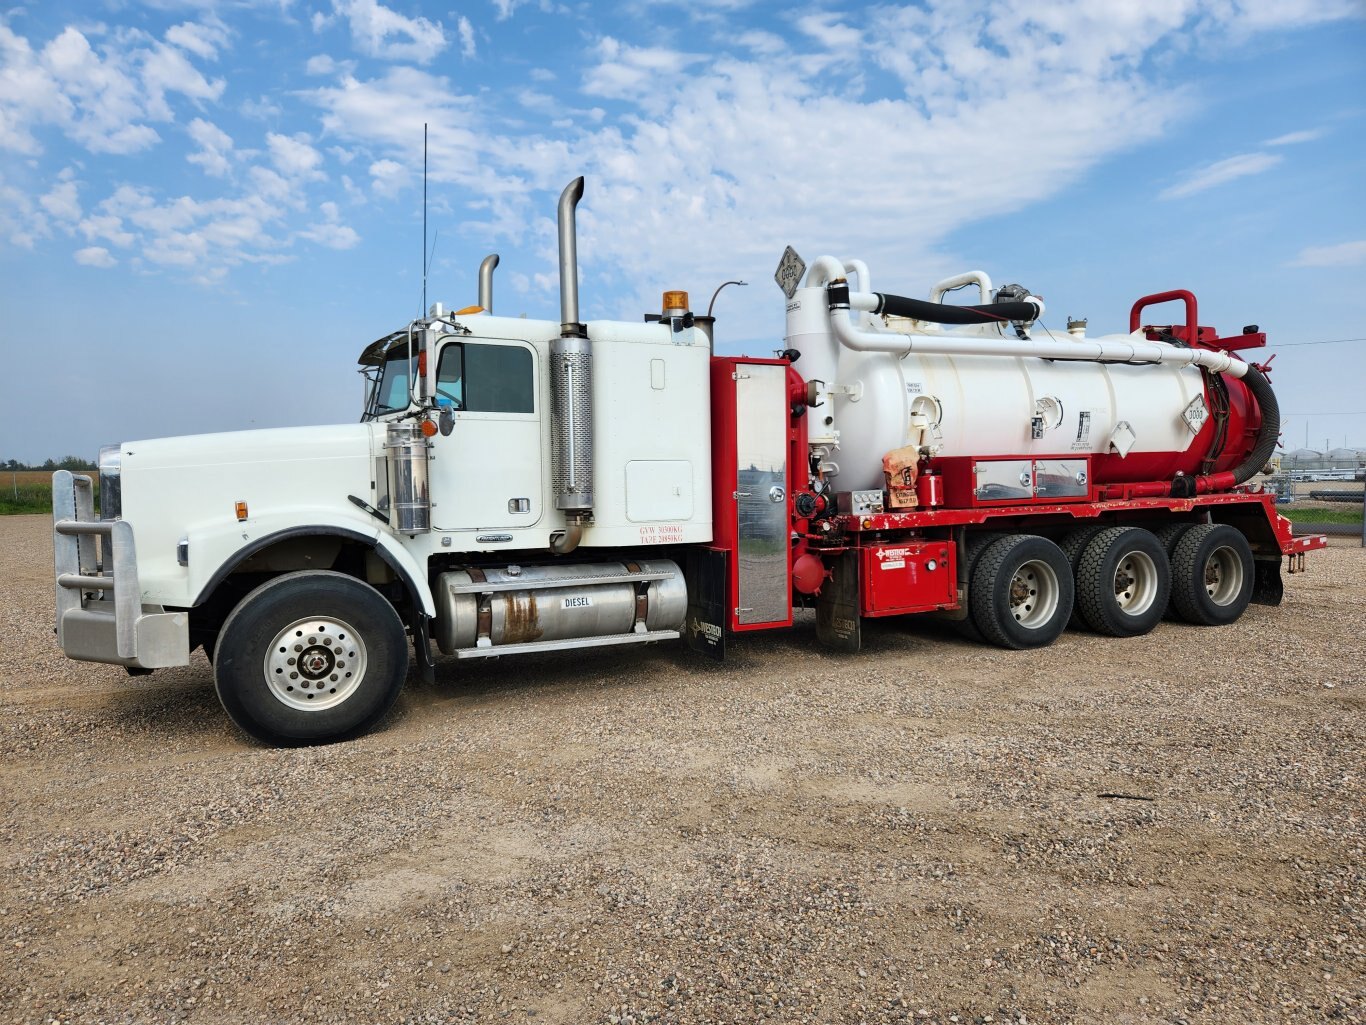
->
214;571;409;745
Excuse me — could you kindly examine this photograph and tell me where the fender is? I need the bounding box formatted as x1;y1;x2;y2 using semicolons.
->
187;509;436;618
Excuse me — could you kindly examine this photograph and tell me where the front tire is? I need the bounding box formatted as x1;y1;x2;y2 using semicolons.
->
215;571;408;745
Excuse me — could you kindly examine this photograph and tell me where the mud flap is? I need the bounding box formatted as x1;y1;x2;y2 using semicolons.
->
815;550;862;652
1253;557;1284;607
684;547;727;661
412;612;437;683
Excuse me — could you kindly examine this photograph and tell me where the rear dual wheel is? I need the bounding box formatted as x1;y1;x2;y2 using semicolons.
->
1075;527;1171;638
969;534;1074;650
1169;524;1255;626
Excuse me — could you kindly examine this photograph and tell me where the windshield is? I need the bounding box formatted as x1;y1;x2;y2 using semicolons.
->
365;349;412;418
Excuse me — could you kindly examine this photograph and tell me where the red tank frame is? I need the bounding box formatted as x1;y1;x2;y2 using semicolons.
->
708;295;1326;629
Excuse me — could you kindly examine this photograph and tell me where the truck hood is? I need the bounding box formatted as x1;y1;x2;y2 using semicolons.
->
120;423;379;471
118;423;383;539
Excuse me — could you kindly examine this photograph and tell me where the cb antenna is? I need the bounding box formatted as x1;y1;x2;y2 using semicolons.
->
421;122;428;316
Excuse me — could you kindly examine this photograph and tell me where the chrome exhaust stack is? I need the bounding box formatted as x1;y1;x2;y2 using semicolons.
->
478;253;499;313
550;177;593;537
557;177;585;334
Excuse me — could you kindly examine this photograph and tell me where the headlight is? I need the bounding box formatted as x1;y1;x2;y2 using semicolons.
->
99;444;122;520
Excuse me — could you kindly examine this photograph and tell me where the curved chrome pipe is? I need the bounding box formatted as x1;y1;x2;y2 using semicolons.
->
550;521;583;554
557;177;585;333
478;254;499;313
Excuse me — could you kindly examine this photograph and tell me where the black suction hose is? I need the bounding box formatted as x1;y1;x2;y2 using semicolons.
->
873;291;1040;325
1228;364;1279;485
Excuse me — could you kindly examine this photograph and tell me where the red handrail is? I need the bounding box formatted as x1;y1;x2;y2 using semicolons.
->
1129;289;1197;343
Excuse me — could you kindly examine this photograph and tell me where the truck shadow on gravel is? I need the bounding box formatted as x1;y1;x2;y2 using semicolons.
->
90;661;242;748
404;612;973;714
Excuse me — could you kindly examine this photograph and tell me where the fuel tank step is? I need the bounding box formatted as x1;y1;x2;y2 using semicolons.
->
450;629;680;660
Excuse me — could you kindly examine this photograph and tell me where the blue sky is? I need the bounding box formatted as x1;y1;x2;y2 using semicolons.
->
2;0;1364;464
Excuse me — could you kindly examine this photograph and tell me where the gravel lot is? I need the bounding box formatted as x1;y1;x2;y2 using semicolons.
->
2;513;1362;1024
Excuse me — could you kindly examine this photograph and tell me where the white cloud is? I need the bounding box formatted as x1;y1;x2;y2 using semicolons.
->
248;165;297;203
300;203;360;249
0;19;228;158
1158;152;1283;200
41;27;160;154
74;245;115;267
735;30;786;56
794;12;863;51
187;117;233;176
240;95;282;119
306;68;485;189
5;0;1362;305
40;177;81;223
1264;129;1324;146
1291;240;1366;268
141;40;225;119
165;21;229;61
0;178;47;247
80;184;289;277
368;158;409;197
267;131;325;179
79;213;134;248
332;0;447;63
0;23;72;154
1216;0;1361;32
582;38;703;105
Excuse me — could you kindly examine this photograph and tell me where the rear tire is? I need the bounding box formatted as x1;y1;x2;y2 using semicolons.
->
215;571;408;745
1169;524;1255;626
1075;527;1171;638
1152;522;1196;557
969;534;1073;650
952;532;1004;642
1059;525;1111;628
1151;522;1198;620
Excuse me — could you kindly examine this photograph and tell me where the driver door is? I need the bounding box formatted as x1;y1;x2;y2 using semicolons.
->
430;338;543;532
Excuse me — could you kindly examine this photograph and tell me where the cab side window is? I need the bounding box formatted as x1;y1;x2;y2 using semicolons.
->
436;343;534;414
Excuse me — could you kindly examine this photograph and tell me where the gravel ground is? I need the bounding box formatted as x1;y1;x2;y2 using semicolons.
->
1;514;1362;1024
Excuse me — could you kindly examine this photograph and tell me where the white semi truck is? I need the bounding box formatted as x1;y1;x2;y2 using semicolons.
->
52;179;1324;744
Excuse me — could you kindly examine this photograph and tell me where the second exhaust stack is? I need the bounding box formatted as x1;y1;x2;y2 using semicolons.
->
550;176;593;519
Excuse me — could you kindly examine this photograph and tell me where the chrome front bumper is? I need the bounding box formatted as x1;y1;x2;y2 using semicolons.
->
52;470;189;669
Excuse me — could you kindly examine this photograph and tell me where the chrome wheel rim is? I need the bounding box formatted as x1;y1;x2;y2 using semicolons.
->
1205;546;1244;606
1009;559;1060;628
264;616;367;711
1113;550;1159;616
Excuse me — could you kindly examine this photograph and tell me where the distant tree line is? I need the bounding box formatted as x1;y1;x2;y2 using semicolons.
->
3;457;97;471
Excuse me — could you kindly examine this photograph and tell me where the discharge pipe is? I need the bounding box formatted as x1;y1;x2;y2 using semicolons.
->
824;279;1247;377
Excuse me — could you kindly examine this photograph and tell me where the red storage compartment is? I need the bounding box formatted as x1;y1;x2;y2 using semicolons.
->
860;541;956;617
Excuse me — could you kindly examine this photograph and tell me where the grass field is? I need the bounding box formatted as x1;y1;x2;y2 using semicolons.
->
1281;504;1365;525
1;471;97;515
